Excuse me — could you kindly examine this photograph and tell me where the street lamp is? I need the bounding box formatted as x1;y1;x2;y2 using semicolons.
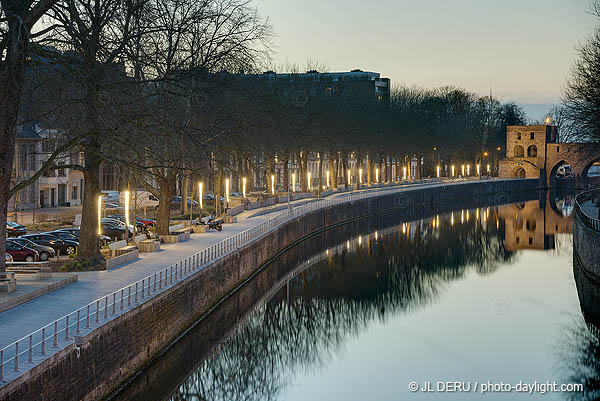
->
347;169;351;186
271;174;275;195
124;190;130;240
307;172;311;191
452;165;455;177
198;182;203;210
97;195;102;236
375;168;379;183
461;165;465;176
359;168;363;185
242;177;246;199
225;178;230;205
326;170;330;188
436;165;440;178
292;173;296;192
467;165;470;176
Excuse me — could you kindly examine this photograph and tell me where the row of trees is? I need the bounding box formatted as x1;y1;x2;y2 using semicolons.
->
0;0;528;271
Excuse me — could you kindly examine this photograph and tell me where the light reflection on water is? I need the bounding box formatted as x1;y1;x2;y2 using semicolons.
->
114;192;600;401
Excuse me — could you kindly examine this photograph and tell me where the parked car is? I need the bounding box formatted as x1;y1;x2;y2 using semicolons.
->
101;218;134;235
100;221;128;240
48;230;80;243
172;196;199;207
5;253;13;263
104;202;123;210
8;238;55;261
5;241;39;262
55;228;112;246
20;233;78;256
120;190;160;210
6;221;26;237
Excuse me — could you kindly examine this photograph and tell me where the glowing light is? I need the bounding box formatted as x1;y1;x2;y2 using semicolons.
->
225;178;230;203
292;173;296;192
271;174;275;195
359;168;363;184
402;223;406;233
346;240;350;250
466;165;470;176
326;170;330;188
476;208;480;221
242;177;246;199
307;172;311;190
487;164;491;173
347;169;351;186
451;212;455;226
477;164;480;176
466;209;470;222
199;182;203;209
403;166;407;180
358;236;362;245
124;191;130;238
452;165;455;177
97;195;102;236
436;165;440;178
376;168;379;183
436;214;439;227
461;210;464;224
496;219;499;229
461;165;465;176
375;231;378;240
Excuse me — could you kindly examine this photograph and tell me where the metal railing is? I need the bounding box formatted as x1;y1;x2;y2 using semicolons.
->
575;189;600;232
0;181;447;384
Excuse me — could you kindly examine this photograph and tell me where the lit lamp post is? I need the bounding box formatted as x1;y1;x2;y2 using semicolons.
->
124;190;130;241
375;168;379;183
347;169;351;186
326;170;330;188
97;195;102;236
436;165;440;178
307;172;311;191
225;178;230;208
292;173;296;192
461;165;465;176
452;165;455;177
477;164;480;177
242;177;246;199
271;174;275;195
403;166;407;181
359;168;363;185
466;165;470;176
198;182;203;210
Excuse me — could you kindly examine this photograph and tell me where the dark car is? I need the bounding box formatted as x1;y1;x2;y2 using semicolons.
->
8;238;55;261
20;233;78;256
106;215;147;231
101;221;127;241
6;221;26;237
5;241;39;262
55;228;112;246
48;230;80;243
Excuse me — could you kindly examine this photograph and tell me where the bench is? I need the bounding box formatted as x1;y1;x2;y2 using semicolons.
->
0;272;16;293
106;249;139;270
139;239;160;252
112;244;138;257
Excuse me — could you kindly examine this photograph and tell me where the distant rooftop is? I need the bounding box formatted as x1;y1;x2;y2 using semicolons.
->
246;69;385;81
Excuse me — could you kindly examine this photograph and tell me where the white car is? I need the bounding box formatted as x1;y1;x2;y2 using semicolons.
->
121;190;160;210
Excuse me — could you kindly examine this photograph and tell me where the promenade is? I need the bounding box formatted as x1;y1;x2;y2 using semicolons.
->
0;179;500;387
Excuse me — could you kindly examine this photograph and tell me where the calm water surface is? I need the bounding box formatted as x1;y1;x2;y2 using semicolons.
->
115;192;600;401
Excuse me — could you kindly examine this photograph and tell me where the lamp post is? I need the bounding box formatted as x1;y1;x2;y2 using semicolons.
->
124;190;130;241
225;178;230;208
199;182;203;210
359;168;363;185
271;174;275;195
375;168;379;184
307;172;311;191
292;173;296;192
452;165;455;177
347;169;351;187
242;177;246;199
97;195;102;236
326;170;330;188
436;165;440;178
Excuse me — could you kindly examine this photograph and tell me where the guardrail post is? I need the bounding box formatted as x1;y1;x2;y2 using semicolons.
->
141;279;145;298
135;282;139;302
1;350;4;381
76;310;81;334
112;293;116;314
174;264;178;280
28;335;33;363
13;342;18;371
53;321;58;347
120;289;124;310
96;300;100;323
86;305;90;329
128;286;131;307
159;271;163;289
153;273;157;292
65;316;69;340
41;328;46;355
104;296;108;319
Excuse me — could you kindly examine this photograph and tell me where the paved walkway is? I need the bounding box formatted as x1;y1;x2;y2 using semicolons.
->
0;178;485;385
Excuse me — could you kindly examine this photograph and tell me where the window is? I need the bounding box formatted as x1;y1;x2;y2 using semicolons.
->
517;133;521;140
556;146;559;152
514;145;524;157
72;185;78;200
19;144;28;172
516;237;520;244
530;132;535;140
28;144;36;171
57;162;66;177
527;145;537;157
528;237;533;245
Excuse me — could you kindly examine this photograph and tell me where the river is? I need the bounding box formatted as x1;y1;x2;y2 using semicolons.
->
113;191;599;401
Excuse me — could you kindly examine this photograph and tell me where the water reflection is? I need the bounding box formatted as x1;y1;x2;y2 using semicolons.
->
114;192;580;401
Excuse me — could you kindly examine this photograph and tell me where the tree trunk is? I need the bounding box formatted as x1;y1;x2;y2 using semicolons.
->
318;155;323;197
328;156;334;189
156;177;174;236
283;155;289;192
182;171;189;215
78;149;103;264
342;154;348;188
265;155;273;195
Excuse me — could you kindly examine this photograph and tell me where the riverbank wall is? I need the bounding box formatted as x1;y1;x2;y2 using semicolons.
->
0;179;539;401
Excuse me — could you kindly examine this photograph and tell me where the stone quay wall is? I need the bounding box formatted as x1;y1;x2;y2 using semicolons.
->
0;179;539;401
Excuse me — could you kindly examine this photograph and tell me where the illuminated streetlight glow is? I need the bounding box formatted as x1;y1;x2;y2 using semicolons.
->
451;212;454;226
403;166;407;180
292;173;296;192
375;168;379;183
307;172;311;190
487;164;491;173
326;170;330;188
466;165;470;176
347;169;351;186
477;164;480;176
271;174;275;195
359;168;363;184
242;177;246;199
97;195;102;236
461;165;465;176
452;165;455;177
124;191;130;240
225;178;230;203
199;182;203;209
436;165;440;178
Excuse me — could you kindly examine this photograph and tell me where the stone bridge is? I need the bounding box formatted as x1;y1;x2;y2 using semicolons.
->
498;125;600;188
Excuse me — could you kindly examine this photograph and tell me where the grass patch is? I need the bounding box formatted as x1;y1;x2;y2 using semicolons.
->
27;221;71;232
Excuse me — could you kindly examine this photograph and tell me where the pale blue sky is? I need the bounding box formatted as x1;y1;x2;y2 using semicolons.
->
257;0;598;120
